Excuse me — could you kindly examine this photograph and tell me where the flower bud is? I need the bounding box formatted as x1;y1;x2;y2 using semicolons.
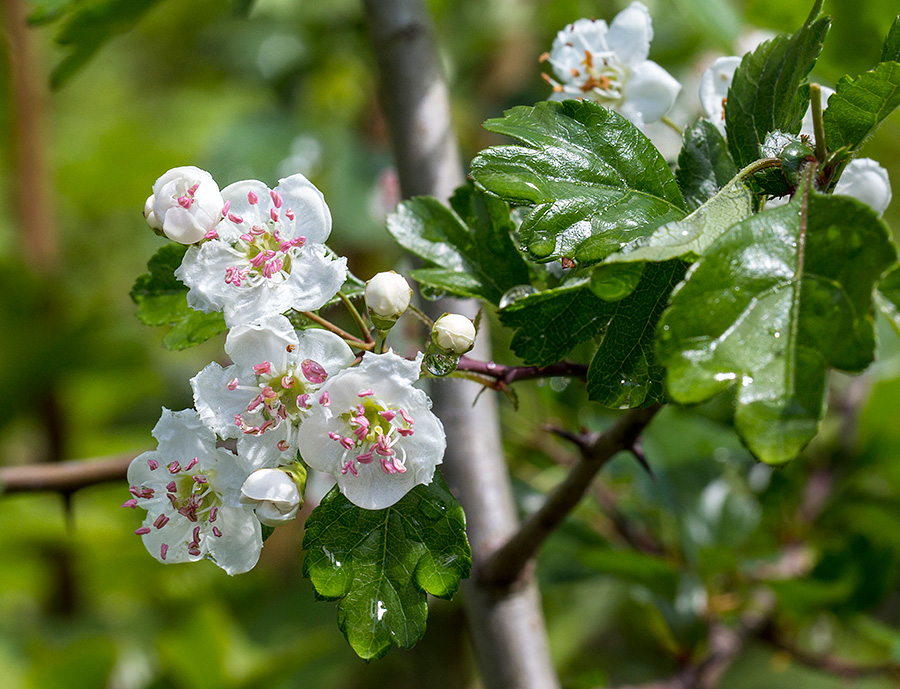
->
150;166;224;244
365;271;411;330
143;194;163;232
239;468;302;527
432;313;476;355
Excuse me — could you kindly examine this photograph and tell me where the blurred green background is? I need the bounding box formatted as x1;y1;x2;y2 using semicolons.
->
3;0;900;687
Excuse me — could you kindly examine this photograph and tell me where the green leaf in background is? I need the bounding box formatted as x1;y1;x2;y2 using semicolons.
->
657;170;896;464
579;548;680;599
606;177;753;265
589;262;645;302
882;16;900;63
724;0;830;168
823;61;900;154
470;100;686;265
387;183;530;304
47;0;165;89
130;243;226;351
676;119;737;212
586;261;686;408
302;472;471;660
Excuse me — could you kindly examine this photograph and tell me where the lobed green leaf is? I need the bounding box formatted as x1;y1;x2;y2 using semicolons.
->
130;244;226;351
302;473;471;660
470;100;686;265
676;119;737;211
882;16;900;63
658;169;896;464
823;61;900;153
724;0;830;168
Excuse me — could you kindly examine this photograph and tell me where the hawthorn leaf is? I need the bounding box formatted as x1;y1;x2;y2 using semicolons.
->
606;177;753;265
725;0;830;168
387;184;530;304
824;61;900;153
302;472;470;660
676;119;737;211
130;244;226;351
658;170;896;464
882;16;900;63
470;99;686;265
875;264;900;337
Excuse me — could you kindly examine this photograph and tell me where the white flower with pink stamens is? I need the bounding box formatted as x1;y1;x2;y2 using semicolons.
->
146;166;225;244
124;408;262;575
296;351;445;510
191;314;356;469
175;173;347;327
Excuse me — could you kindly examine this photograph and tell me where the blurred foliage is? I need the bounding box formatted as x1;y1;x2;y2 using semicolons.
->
2;0;900;687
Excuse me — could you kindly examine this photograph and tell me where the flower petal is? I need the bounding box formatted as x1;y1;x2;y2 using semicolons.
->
620;60;681;124
206;505;262;575
606;1;652;67
699;56;741;132
274;174;332;245
835;158;892;216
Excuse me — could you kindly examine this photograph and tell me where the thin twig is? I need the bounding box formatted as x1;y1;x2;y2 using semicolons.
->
299;310;373;349
457;356;588;385
406;302;434;328
0;453;137;495
338;291;374;343
479;404;662;588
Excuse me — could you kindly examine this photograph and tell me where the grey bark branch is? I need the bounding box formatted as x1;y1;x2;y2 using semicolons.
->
0;454;136;494
361;1;560;687
481;404;662;588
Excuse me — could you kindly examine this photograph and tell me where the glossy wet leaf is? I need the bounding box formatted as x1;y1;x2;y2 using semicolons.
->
606;177;753;264
302;472;471;660
470;100;686;265
882;16;900;63
589;263;644;302
130;243;226;350
499;263;684;408
676;119;737;211
386;183;530;304
823;61;900;153
725;0;830;168
658;173;896;463
875;263;900;337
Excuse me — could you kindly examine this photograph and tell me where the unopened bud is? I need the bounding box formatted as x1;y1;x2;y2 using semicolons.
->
365;271;412;329
432;313;476;355
149;166;224;244
239;467;304;527
144;194;163;232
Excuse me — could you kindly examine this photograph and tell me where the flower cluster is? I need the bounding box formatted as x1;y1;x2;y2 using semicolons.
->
128;169;450;574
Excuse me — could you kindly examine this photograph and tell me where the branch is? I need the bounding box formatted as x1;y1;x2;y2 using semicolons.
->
0;453;136;494
766;631;900;680
480;404;662;588
456;356;588;385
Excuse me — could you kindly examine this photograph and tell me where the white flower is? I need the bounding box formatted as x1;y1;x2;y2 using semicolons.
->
834;158;892;215
432;313;476;354
124;408;262;575
175;173;348;327
147;166;225;244
191;314;356;469
365;271;411;324
240;468;302;526
296;351;446;510
698;56;741;135
542;2;681;125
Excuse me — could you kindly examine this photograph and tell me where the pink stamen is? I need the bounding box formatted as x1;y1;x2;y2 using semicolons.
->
147;458;159;470
228;213;244;224
193;475;208;485
380;457;397;475
166;481;177;493
160;543;169;560
357;389;374;397
281;375;295;388
261;386;277;399
253;361;272;375
328;431;342;442
250;225;266;236
297;393;309;408
209;506;218;522
397;428;414;436
177;195;194;209
379;410;396;421
213;527;222;537
135;527;151;535
167;461;181;474
121;499;138;509
192;526;201;543
247;190;258;205
399;409;414;425
188;547;201;557
374;435;394;456
340;436;355;450
271;190;283;208
247;395;264;412
341;460;358;476
356;449;374;464
319;391;331;407
270;208;279;222
222;200;231;216
277;440;290;451
227;378;239;391
204;229;219;240
187;183;200;197
285;208;295;220
249;252;267;267
185;457;198;471
153;514;170;529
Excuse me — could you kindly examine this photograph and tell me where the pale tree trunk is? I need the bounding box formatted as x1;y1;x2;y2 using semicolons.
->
361;1;561;687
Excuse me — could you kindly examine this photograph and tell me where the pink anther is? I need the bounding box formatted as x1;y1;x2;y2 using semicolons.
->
356;448;374;464
285;208;295;220
185;457;198;471
204;229;219;240
319;391;330;407
297;393;309;408
135;527;151;535
379;410;396;421
341;460;359;476
253;361;272;375
147;458;159;470
213;527;222;537
153;514;170;529
160;543;169;560
222;200;231;216
166;481;177;493
277;440;290;451
227;378;239;391
301;359;328;384
228;213;244;224
247;190;258;205
399;409;414;425
270;208;279;222
270;191;283;208
121;499;138;509
357;389;374;397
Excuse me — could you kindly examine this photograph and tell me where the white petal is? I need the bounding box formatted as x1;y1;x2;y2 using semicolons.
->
607;1;652;66
237;427;290;470
140;512;203;565
152;408;218;460
699;56;741;133
620;60;681;124
254;500;299;526
191;362;251;439
274;174;332;245
175;240;240;315
295;327;356;373
206;505;262;575
835;158;892;216
225;315;298;370
800;85;835;137
221;180;275;223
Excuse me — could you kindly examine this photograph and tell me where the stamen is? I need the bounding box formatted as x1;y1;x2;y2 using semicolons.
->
227;378;239;391
357;448;374;464
147;458;159;470
153;514;170;529
209;506;218;522
247;190;259;205
204;229;219;239
160;543;169;560
301;359;327;384
270;208;279;222
167;461;181;474
277;440;290;451
285;208;295;220
281;375;295;388
379;410;396;421
213;527;222;537
193;475;208;485
341;460;358;476
399;409;414;425
271;190;283;208
135;527;151;535
185;457;198;471
319;391;331;407
121;499;138;508
357;389;374;397
228;213;244;224
166;481;177;492
222;200;231;216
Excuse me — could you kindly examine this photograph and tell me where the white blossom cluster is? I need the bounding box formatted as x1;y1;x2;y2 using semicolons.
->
128;168;454;574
